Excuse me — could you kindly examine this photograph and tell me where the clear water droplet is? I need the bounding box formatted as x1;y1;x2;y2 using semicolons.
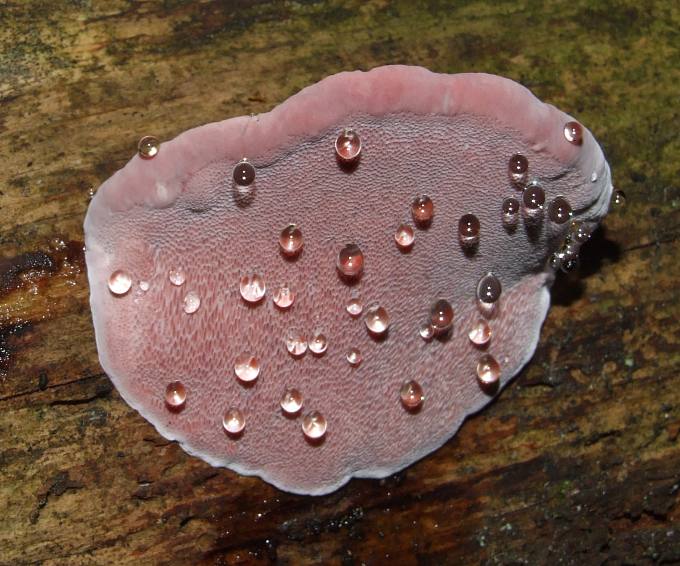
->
548;196;573;224
234;353;260;382
240;273;266;303
337;244;364;278
400;380;424;410
563;121;583;145
508;153;528;186
286;329;307;357
233;159;255;186
165;381;186;409
223;408;245;435
309;332;328;355
279;224;303;257
591;171;598;182
280;388;303;415
335;128;361;161
168;268;186;286
419;323;434;341
458;214;480;246
469;319;491;346
346;296;363;317
612;189;626;207
138;136;160;159
302;411;327;440
273;284;295;309
394;224;415;249
477;354;501;387
183;291;201;314
522;182;545;217
429;299;453;334
139;280;150;292
560;255;580;273
502;196;520;226
108;270;132;295
346;348;362;366
570;221;591;244
477;273;502;304
364;304;389;335
411;195;434;226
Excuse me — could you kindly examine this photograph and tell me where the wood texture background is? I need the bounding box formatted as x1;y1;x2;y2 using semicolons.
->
1;1;678;564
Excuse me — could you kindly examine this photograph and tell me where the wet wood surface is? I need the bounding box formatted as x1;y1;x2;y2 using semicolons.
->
1;1;678;564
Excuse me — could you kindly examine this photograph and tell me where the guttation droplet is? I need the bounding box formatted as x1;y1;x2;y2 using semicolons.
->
302;411;327;440
477;354;501;387
223;408;245;435
138;136;159;159
240;273;266;303
234;353;260;382
273;284;295;309
548;196;573;224
309;332;328;355
335;128;361;161
165;381;186;409
563;121;583;145
469;319;491;346
346;296;363;317
183;291;201;314
430;299;454;334
233;159;255;186
286;329;307;357
279;224;303;257
346;348;362;366
280;388;303;415
394;224;415;249
337;243;364;278
419;323;434;341
502;196;520;226
458;214;480;246
168;268;186;286
411;195;434;226
477;273;502;304
108;270;132;295
400;380;424;411
508;153;528;186
364;305;390;335
612;189;626;207
522;183;546;215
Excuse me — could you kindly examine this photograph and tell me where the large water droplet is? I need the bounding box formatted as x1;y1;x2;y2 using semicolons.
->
522;182;545;218
233;159;255;186
183;291;201;314
508;153;528;186
165;381;186;409
309;332;328;355
612;189;626;207
563;121;583;145
429;299;453;334
280;388;303;415
458;214;480;247
502;196;520;226
477;354;501;387
108;270;132;295
168;268;186;286
346;348;362;366
548;196;573;224
364;305;389;335
273;284;295;309
286;329;307;357
346;296;363;317
302;411;327;440
335;128;361;161
400;380;424;411
138;136;160;159
234;353;260;383
240;273;266;303
279;224;303;257
468;319;491;346
477;273;502;304
223;408;245;435
337;244;364;279
394;224;415;250
411;195;434;226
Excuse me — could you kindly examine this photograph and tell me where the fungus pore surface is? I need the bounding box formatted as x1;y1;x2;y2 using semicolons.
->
84;65;612;495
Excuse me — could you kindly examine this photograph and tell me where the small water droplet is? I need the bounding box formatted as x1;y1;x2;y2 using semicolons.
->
240;273;266;303
468;319;491;346
168;268;186;286
548;196;573;224
280;388;303;415
411;195;434;226
346;296;363;317
502;196;520;226
563;121;583;145
346;348;362;366
138;136;160;159
419;323;434;341
234;353;260;382
400;380;424;410
477;354;501;387
183;291;201;314
458;214;480;247
394;224;415;249
429;299;453;334
108;270;132;295
477;273;501;304
612;189;626;207
591;171;598;182
233;159;255;186
165;381;186;409
309;332;328;355
279;224;303;257
508;153;528;186
549;252;562;270
570;221;591;243
139;280;150;292
522;182;545;217
286;329;307;357
335;128;361;161
560;255;580;273
364;304;389;335
223;408;245;435
302;411;327;440
337;244;364;278
273;284;295;309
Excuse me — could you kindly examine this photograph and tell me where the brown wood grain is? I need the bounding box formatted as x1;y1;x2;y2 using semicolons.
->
1;1;678;564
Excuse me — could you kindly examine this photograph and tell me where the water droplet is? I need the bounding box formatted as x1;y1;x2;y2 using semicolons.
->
560;255;580;273
502;196;520;226
286;329;307;357
563;121;583;145
429;299;453;334
234;353;260;382
302;411;327;440
364;304;389;335
138;136;160;159
335;128;361;161
419;323;434;341
508;153;528;186
400;380;424;410
411;195;434;226
522;183;545;217
233;159;255;186
168;268;186;286
477;273;502;304
458;214;480;247
548;196;573;224
468;319;491;346
612;189;626;207
165;381;186;409
570;221;591;243
240;273;266;303
477;354;501;387
279;224;303;257
346;296;363;317
549;252;562;270
183;291;201;314
108;270;132;295
139;280;150;292
309;332;328;355
223;408;245;435
394;224;415;249
273;284;295;309
280;388;303;415
591;171;598;182
337;244;364;279
346;348;362;366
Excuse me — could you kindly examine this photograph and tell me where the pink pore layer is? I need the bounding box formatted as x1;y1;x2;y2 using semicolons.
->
84;65;612;494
